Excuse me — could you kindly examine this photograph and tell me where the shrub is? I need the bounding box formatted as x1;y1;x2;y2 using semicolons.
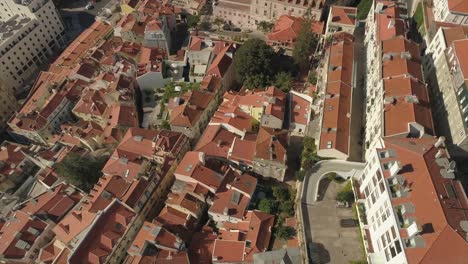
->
279;200;295;217
336;181;355;203
55;153;107;192
272;186;290;201
258;198;277;214
296;170;306;181
275;226;297;240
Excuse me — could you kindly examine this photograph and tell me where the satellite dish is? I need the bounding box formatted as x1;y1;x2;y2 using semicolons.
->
171;63;177;68
173;70;179;74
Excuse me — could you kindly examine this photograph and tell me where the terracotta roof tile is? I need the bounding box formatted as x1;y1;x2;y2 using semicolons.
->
379;137;468;263
195;125;240;159
268;15;324;46
329;6;357;26
68;200;136;264
255;127;288;163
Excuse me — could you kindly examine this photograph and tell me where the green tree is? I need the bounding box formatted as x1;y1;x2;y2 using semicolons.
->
292;14;319;69
213;17;225;30
55;153;107;192
200;21;211;31
275;226;297;240
233;39;277;88
272;186;290;201
296;170;306;181
357;0;373;20
258;198;277;214
279;200;295;217
161;120;171;130
308;72;318;85
274;72;294;92
336;181;355;203
257;21;274;32
187;15;200;29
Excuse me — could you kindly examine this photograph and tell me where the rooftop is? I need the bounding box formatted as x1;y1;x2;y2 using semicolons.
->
377;137;468;263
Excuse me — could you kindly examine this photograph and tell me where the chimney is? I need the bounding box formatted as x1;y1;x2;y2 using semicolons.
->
434;136;445;148
223;207;229;216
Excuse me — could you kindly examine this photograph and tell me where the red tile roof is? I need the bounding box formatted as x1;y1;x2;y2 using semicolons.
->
268;15;324;45
379;137;468;263
102;149;146;180
166;192;204;217
68;199;136;264
128;221;184;256
319;32;354;156
169;104;202;127
255;127;288;163
329;6;357;26
448;0;468;14
188;227;217;263
210;103;253;133
383;77;434;137
228;137;256;165
453;39;468;80
212;240;245;262
376;14;406;42
0;210;48;259
195;125;240;159
155;206;197;241
290;92;312;125
382;36;420;61
53;210;97;244
175;151;224;192
209;170;257;221
18;183;83;220
106;104;138;128
206;44;233;78
50;21;112;73
326;33;354;86
319;82;351;154
218;210;275;261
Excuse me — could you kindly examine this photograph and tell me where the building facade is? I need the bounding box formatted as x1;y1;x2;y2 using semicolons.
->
213;0;324;30
433;0;468;25
354;137;468;264
424;26;468;154
0;0;66;95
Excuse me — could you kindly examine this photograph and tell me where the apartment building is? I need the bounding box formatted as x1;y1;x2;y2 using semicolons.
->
0;0;66;95
354;136;468;263
363;1;435;159
424;26;468;153
325;6;357;37
433;0;468;25
317;32;354;160
213;0;324;30
0;81;16;132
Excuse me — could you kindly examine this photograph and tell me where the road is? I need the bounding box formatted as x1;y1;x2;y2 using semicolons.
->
299;160;365;263
59;0;112;42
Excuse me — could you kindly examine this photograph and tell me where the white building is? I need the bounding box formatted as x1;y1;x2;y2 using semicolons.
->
354;136;468;264
0;0;66;95
424;27;468;154
433;0;468;25
325;6;357;37
362;1;435;159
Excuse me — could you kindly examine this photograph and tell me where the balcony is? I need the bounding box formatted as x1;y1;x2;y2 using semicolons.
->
387;175;408;199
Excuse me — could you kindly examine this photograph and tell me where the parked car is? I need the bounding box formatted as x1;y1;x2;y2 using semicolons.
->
85;3;95;10
336;201;349;208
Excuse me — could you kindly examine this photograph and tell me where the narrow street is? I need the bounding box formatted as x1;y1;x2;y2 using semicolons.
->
349;24;366;162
